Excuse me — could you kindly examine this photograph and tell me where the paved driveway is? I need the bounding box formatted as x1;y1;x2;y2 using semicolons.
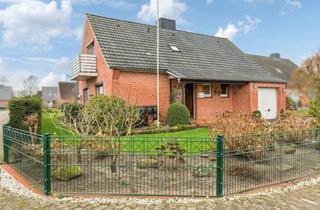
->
0;111;9;162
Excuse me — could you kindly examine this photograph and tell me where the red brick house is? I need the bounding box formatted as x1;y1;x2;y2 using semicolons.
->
71;14;286;122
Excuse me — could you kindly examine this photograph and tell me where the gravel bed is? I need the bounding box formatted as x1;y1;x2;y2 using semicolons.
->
2;164;320;207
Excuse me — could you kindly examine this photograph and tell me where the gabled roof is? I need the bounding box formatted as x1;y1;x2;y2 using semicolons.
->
42;87;58;102
0;85;14;100
86;14;286;84
248;54;298;82
58;82;78;100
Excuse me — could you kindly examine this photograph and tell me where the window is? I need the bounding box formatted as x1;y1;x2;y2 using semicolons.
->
169;45;180;52
87;41;94;55
198;83;211;98
83;88;89;103
220;84;229;97
96;83;104;95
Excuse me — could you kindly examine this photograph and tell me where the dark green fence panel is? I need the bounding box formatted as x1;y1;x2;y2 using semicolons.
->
216;135;224;197
3;124;9;164
43;133;51;195
2;125;320;197
3;125;45;193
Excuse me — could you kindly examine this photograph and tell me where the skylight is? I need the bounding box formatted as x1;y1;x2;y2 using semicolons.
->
169;45;180;52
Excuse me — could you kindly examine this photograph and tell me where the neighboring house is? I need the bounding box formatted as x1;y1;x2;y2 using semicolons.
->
57;82;79;105
71;14;287;122
0;85;14;109
42;87;58;108
249;54;303;106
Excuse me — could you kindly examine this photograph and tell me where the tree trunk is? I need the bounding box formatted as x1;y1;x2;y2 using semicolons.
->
111;161;117;173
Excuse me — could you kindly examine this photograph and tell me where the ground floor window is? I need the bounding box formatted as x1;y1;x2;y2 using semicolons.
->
220;84;229;97
198;83;212;98
96;83;104;95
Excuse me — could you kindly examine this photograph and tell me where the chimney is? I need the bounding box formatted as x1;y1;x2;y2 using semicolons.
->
159;18;176;30
270;53;281;59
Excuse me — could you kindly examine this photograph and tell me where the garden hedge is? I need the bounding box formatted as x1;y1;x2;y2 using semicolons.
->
166;103;190;127
9;96;42;132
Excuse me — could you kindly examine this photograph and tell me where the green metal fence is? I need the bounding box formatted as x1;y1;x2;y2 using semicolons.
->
2;124;51;194
3;125;320;197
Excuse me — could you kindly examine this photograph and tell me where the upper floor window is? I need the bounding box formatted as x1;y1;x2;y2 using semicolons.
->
87;41;94;55
96;83;104;95
220;84;229;97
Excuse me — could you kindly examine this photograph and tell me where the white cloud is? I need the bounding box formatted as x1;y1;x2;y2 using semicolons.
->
244;0;302;14
238;15;261;33
71;0;134;8
215;24;239;40
23;56;71;70
40;72;66;87
0;0;80;47
207;0;214;4
281;0;302;14
215;15;261;39
138;0;188;24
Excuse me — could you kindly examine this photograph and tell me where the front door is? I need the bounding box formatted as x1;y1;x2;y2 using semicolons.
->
185;83;194;118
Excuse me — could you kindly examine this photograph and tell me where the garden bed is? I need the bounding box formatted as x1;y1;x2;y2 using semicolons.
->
49;143;320;196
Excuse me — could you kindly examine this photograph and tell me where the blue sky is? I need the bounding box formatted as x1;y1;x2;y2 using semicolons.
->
0;0;319;91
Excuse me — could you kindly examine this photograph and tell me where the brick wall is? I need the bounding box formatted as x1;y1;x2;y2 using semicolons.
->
78;19;114;102
195;83;234;121
112;71;170;121
193;82;286;122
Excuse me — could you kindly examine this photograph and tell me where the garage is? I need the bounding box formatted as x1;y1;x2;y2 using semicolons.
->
258;88;278;119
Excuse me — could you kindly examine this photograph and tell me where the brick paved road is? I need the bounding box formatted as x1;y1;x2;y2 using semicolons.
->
0;177;320;209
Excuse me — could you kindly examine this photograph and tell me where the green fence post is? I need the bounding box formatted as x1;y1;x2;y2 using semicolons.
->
3;124;9;164
316;126;320;150
43;133;51;196
216;135;224;197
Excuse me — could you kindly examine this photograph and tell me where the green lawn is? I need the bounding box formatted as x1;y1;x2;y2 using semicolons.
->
41;112;76;137
41;112;212;154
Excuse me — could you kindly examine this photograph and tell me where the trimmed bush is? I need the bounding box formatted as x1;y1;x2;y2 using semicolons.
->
166;103;190;127
9;96;42;132
52;165;82;181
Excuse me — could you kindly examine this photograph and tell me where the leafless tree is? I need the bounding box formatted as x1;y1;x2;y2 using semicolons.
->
289;50;320;101
54;95;141;172
22;75;39;96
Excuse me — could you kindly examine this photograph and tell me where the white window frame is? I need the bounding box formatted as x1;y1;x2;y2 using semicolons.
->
198;83;212;98
220;84;229;98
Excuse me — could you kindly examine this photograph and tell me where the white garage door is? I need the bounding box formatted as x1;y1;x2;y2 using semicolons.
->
258;88;278;120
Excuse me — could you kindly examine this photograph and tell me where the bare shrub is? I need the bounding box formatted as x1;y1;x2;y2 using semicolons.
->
273;110;316;143
209;112;273;153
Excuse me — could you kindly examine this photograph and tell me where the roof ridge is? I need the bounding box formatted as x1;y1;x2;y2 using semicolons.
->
85;13;228;41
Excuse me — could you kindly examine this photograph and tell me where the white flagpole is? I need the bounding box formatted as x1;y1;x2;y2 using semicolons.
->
156;0;160;128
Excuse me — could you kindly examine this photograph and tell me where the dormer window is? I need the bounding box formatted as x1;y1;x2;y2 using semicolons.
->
169;45;180;52
87;41;94;55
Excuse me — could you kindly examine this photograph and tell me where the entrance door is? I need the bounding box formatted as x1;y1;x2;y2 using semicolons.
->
185;83;194;118
258;88;278;119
